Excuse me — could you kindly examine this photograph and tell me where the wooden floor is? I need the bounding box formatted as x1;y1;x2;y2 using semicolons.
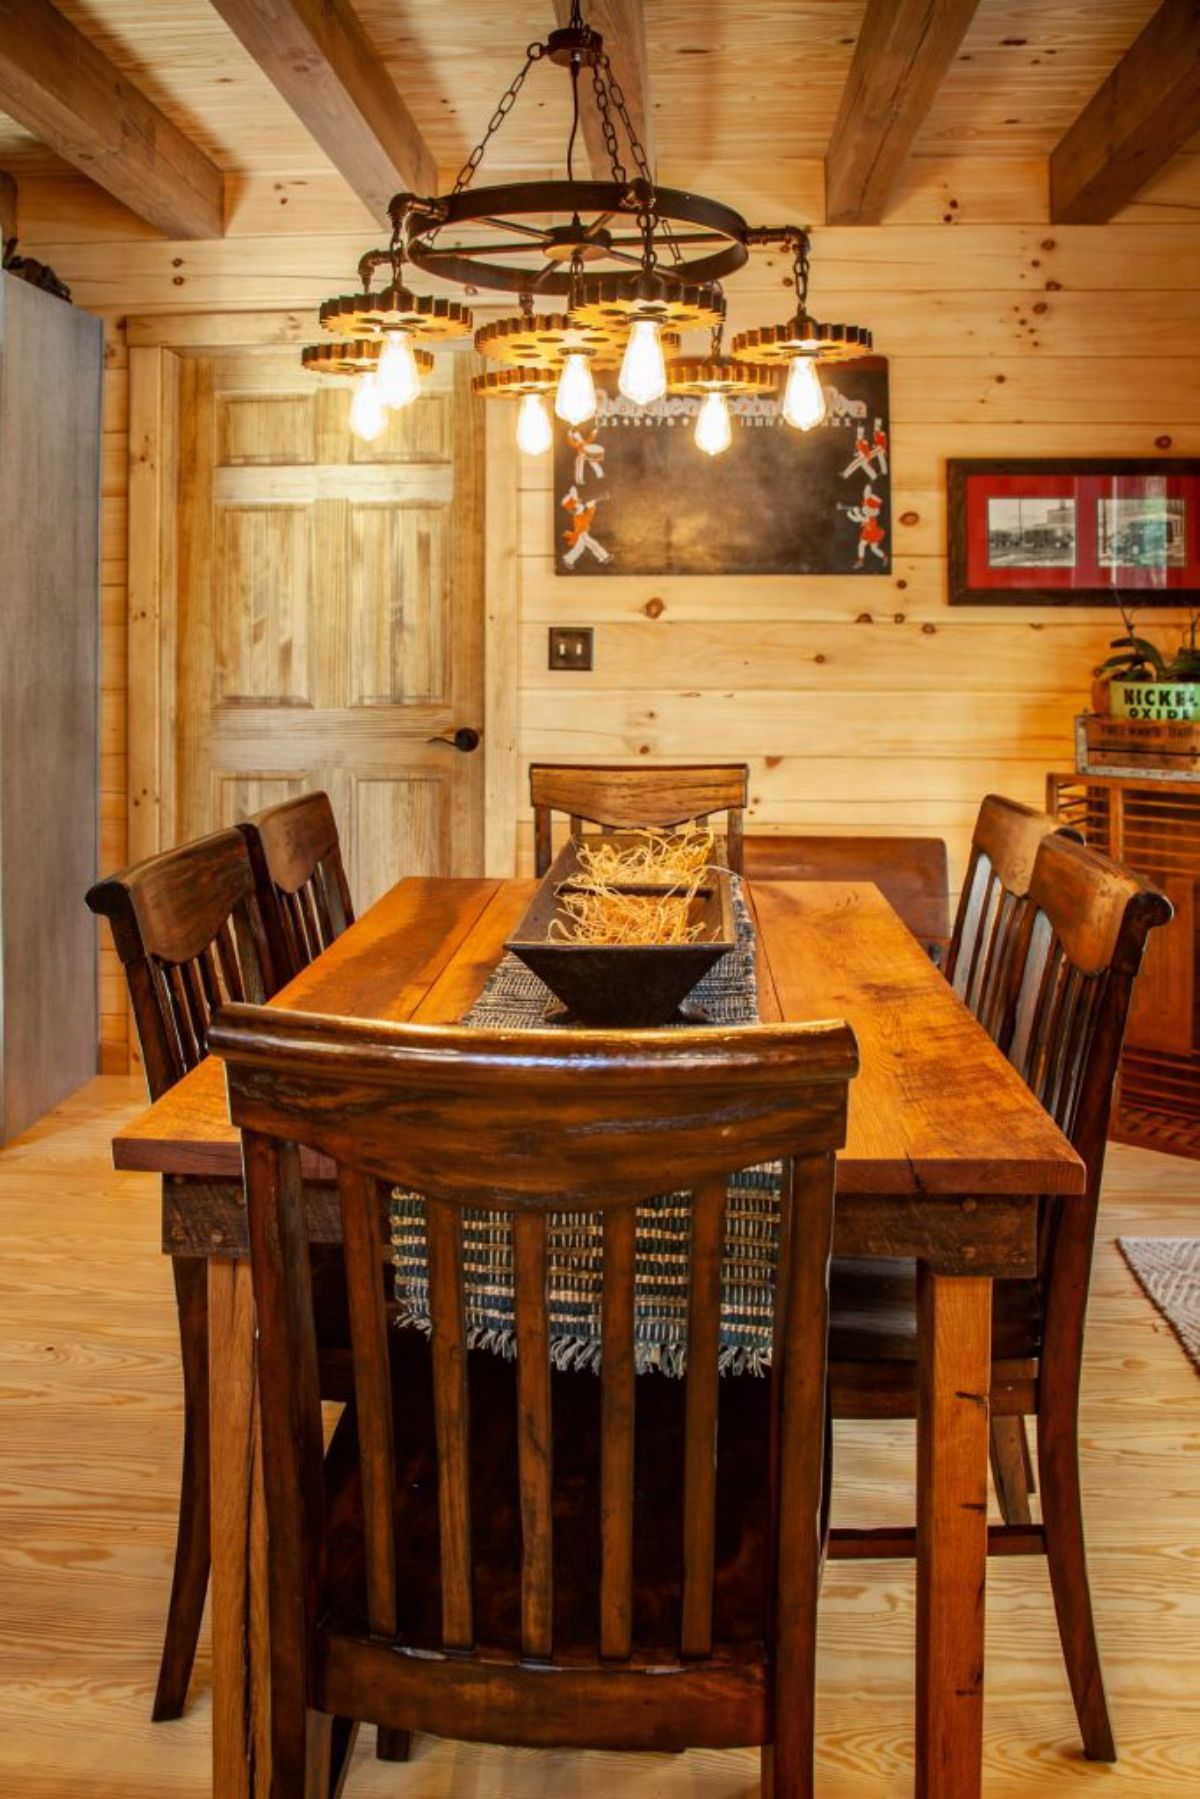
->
1;1079;1198;1797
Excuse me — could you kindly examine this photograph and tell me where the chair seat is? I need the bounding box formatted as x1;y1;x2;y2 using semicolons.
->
321;1327;775;1659
830;1257;1043;1364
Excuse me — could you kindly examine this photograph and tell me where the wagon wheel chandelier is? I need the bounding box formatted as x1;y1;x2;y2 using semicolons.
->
304;0;873;457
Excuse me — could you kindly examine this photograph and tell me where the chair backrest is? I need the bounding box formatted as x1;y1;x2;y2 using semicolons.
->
86;829;275;1098
946;794;1080;1039
530;763;749;876
209;1005;857;1780
1006;833;1170;1362
743;833;950;962
236;790;355;984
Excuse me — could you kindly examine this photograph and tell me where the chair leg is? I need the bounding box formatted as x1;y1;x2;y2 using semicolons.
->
989;1416;1033;1526
376;1726;412;1762
1037;1407;1117;1761
152;1257;211;1721
329;1718;361;1796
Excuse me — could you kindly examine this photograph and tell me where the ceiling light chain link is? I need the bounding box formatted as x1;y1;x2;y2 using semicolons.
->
590;57;628;186
452;42;546;195
792;230;812;314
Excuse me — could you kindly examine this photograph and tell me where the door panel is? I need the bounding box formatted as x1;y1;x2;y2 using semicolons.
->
172;340;484;903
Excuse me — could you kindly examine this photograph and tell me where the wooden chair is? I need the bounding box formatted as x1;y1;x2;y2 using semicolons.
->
530;763;749;876
945;794;1080;1040
86;829;278;1721
744;834;950;962
827;832;1171;1762
208;1004;858;1796
237;790;355;986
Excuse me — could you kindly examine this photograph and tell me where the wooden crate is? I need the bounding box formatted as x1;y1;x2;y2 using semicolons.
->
1075;712;1200;778
1048;770;1200;1161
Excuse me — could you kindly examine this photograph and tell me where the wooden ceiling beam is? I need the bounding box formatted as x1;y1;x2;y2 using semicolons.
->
1050;0;1200;224
0;0;225;239
209;0;436;219
553;0;654;179
825;0;981;226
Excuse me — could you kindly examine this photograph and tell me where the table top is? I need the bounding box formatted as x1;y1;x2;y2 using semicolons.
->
113;875;1084;1203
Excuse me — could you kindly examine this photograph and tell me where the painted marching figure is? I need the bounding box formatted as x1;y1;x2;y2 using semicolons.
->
841;417;888;482
841;424;878;481
567;425;605;486
845;483;887;566
871;417;888;476
561;485;611;567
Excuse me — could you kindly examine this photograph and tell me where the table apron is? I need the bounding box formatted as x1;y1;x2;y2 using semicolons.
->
163;1177;1038;1280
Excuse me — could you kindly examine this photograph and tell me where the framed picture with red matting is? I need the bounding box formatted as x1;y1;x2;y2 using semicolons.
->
948;459;1200;605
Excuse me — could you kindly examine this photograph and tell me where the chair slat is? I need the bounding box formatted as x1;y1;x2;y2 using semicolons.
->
600;1207;636;1661
681;1175;727;1659
426;1197;474;1650
166;964;201;1066
338;1167;397;1640
309;868;337;948
296;883;322;963
214;920;245;1002
514;1211;553;1661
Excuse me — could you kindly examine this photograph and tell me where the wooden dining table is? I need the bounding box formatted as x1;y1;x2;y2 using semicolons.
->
112;874;1085;1799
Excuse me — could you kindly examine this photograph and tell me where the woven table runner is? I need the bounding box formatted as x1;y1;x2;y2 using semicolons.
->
390;878;782;1376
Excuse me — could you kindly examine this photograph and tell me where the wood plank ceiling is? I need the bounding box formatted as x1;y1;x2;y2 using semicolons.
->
0;0;1191;240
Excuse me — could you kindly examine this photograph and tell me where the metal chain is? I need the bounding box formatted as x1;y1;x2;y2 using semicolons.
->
596;52;682;265
591;58;627;186
636;199;658;272
452;42;545;194
600;53;653;188
792;231;811;314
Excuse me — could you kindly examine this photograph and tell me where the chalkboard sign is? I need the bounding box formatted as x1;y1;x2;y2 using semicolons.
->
553;356;890;577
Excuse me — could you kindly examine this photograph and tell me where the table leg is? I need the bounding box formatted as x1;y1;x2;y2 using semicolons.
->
208;1258;258;1799
915;1266;992;1799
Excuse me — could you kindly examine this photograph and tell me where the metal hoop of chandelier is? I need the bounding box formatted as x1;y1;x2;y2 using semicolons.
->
398;180;750;300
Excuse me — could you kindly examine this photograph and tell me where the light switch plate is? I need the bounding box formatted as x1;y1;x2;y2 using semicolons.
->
548;626;594;670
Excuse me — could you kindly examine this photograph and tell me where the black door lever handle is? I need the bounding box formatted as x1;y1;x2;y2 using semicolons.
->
427;726;481;753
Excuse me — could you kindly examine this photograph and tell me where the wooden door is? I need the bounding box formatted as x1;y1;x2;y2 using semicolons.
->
168;340;484;904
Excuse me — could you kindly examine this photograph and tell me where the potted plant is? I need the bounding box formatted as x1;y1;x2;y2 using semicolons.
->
1095;600;1200;722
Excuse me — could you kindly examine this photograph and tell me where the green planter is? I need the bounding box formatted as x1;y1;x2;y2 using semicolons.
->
1110;680;1200;722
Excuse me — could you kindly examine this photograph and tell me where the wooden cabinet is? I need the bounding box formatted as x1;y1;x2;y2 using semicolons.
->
0;273;101;1141
1048;771;1200;1159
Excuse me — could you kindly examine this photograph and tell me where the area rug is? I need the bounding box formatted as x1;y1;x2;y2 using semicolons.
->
1117;1238;1200;1373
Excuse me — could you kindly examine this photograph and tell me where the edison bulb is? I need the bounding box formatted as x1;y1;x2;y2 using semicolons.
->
376;331;421;409
554;352;597;425
694;390;732;457
349;372;387;441
619;318;667;405
782;356;826;431
516;391;553;456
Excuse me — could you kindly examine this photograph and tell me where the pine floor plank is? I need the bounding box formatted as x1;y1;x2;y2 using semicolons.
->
0;1081;1197;1795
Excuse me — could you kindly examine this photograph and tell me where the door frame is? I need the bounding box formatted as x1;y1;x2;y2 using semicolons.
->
126;309;521;877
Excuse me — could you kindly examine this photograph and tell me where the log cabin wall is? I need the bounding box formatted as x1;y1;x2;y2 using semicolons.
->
11;151;1200;1070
